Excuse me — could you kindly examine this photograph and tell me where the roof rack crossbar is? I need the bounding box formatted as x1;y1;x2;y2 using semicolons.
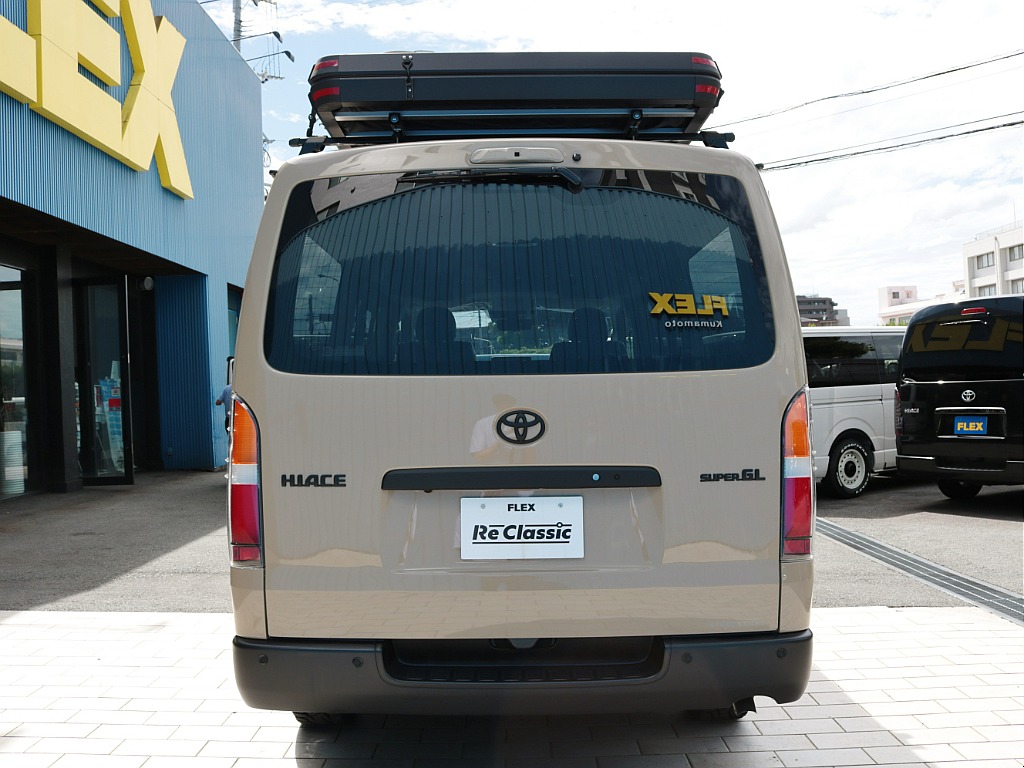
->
329;107;700;123
306;106;726;146
324;128;717;140
289;131;734;154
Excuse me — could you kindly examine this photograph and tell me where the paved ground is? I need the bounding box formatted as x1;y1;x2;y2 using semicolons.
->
1;607;1022;767
1;471;1023;766
0;471;230;613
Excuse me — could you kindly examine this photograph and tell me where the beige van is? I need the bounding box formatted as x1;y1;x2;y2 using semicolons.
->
228;52;814;723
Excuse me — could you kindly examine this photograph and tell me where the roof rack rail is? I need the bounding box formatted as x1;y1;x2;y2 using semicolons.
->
300;52;727;148
290;129;734;155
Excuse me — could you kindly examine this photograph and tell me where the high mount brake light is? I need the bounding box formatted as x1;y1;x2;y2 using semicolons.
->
782;390;814;559
691;56;716;67
961;306;988;316
228;399;262;567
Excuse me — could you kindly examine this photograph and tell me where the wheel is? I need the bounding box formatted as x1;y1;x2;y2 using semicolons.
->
293;712;348;728
937;480;982;500
822;440;871;498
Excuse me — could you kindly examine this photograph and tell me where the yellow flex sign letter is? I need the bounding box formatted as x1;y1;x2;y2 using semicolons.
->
0;0;192;199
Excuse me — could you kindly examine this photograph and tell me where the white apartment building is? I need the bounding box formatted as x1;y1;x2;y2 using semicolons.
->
877;221;1022;324
878;282;965;326
963;221;1024;297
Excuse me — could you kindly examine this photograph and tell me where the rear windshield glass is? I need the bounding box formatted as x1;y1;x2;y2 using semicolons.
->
264;169;775;375
901;302;1024;382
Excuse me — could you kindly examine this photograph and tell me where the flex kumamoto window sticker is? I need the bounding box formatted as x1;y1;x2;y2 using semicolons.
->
649;292;730;330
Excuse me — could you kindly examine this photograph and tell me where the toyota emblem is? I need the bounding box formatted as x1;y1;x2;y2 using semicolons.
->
961;390;976;403
496;409;546;445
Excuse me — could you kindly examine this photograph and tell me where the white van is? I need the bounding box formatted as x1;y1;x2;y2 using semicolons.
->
228;52;814;723
802;326;905;497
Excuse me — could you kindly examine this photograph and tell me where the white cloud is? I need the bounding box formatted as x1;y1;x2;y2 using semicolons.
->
267;110;309;124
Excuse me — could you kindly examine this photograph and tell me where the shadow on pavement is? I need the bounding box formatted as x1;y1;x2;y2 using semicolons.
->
0;470;229;612
820;473;1023;523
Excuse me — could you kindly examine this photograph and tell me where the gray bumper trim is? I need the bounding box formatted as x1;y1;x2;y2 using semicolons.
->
897;455;1024;484
233;631;813;715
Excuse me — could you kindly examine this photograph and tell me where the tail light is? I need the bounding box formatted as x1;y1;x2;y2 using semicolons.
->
311;86;340;103
894;386;902;437
782;390;814;559
313;59;339;72
228;398;262;567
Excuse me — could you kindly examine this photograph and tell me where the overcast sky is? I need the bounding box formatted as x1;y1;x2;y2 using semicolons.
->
208;0;1024;325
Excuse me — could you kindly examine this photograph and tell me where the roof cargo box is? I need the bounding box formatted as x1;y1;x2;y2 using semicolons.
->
306;51;724;145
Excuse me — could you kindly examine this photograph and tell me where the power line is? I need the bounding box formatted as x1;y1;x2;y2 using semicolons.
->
735;63;1021;141
760;119;1024;171
762;112;1024;166
711;49;1024;130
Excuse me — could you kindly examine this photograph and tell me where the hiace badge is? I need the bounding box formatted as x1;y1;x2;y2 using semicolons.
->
460;497;584;560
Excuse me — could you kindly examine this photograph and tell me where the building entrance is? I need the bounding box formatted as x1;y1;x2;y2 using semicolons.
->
75;280;134;484
0;265;27;497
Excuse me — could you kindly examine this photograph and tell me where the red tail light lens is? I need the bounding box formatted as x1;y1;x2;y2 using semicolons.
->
311;87;340;103
228;399;262;567
782;390;814;559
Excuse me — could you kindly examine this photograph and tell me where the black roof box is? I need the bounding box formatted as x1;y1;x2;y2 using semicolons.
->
303;51;724;146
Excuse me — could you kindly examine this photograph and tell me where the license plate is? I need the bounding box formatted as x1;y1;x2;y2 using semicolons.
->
460;496;584;560
954;416;988;435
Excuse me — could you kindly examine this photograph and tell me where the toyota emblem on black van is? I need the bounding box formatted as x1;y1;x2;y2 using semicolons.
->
961;390;976;403
497;410;546;445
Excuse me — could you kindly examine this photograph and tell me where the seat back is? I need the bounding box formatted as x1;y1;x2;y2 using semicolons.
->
397;307;475;374
550;308;627;373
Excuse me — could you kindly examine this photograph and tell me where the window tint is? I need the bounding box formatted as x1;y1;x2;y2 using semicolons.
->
901;301;1024;381
872;332;904;384
803;335;880;387
265;170;775;375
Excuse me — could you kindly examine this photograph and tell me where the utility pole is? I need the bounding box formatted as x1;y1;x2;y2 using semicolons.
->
232;0;243;52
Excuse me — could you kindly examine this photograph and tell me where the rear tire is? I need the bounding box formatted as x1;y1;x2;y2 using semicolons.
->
937;480;982;500
823;440;871;498
293;712;348;728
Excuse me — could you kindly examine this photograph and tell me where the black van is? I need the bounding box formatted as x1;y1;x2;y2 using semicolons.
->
896;295;1024;500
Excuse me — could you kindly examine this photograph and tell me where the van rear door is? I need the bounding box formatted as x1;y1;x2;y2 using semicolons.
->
235;142;807;641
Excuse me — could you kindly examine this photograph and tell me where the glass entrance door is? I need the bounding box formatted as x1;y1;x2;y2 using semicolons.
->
0;266;27;497
75;280;133;484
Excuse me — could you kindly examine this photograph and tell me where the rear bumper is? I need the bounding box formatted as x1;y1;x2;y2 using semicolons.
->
897;455;1024;485
233;630;813;715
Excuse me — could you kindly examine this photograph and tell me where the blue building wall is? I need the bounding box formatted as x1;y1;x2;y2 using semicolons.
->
155;274;214;468
0;0;263;470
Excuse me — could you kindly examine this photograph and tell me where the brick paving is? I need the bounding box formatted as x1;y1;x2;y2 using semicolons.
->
0;606;1022;767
